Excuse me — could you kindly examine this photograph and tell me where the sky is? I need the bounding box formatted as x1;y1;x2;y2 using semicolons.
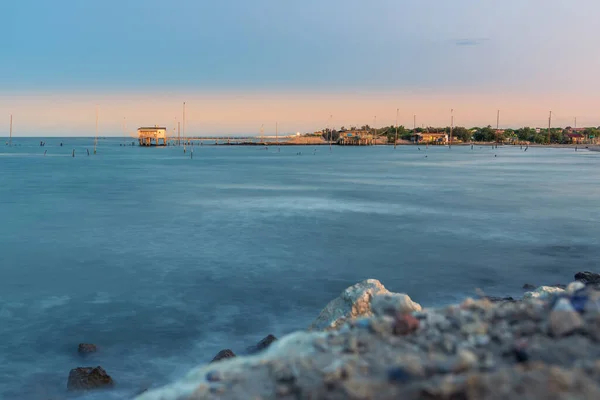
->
2;0;600;135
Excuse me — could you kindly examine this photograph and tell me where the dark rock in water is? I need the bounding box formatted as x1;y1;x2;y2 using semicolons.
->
211;349;236;362
523;283;536;290
247;334;277;354
486;296;517;303
78;343;97;355
552;284;567;290
575;271;600;285
67;366;114;391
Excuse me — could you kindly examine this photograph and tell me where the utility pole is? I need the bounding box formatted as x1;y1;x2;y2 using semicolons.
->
276;121;279;151
496;110;500;130
574;117;577;130
394;108;399;150
183;102;186;153
123;117;127;146
328;114;332;152
548;111;552;144
413;114;416;130
9;114;12;147
450;108;454;148
260;124;264;144
373;115;377;145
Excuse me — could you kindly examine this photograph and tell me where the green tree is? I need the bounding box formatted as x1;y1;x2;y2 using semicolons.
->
451;126;470;142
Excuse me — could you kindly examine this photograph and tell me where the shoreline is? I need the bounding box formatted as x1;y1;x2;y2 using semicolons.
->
99;272;597;399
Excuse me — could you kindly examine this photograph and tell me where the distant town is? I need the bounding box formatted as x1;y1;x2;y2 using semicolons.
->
313;124;600;146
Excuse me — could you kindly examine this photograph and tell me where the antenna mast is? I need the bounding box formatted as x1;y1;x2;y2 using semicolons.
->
183;102;186;153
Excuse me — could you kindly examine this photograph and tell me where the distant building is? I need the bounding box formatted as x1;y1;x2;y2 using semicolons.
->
337;130;374;145
138;126;167;146
411;132;448;144
564;133;585;144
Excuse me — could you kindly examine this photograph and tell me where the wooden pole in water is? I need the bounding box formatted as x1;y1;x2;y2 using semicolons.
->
394;108;399;149
276;121;279;151
183;102;186;153
9;114;12;147
94;105;98;154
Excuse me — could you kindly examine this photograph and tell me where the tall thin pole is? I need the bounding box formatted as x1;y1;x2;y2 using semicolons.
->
183;102;186;153
548;111;552;144
394;108;399;149
123;117;126;146
413;114;416;130
9;114;12;147
94;106;98;154
373;115;377;145
178;121;181;146
260;124;264;143
276;122;279;151
328;114;332;152
450;108;454;148
574;117;577;130
496;110;500;130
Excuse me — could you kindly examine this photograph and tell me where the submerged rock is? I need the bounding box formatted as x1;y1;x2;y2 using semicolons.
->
211;349;236;363
523;286;565;300
309;279;420;330
67;366;114;391
77;343;97;355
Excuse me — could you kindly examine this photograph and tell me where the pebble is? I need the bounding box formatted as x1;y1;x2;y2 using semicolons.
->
570;294;588;313
393;314;420;335
567;281;586;294
354;318;371;330
388;367;413;383
514;348;529;363
549;298;584;337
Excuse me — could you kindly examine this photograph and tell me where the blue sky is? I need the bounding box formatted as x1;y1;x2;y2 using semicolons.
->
4;0;599;92
2;0;600;134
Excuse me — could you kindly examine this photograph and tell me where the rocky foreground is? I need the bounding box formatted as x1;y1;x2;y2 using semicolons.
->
126;272;600;400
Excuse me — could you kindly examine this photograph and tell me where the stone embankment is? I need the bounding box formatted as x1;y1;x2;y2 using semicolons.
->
132;273;600;400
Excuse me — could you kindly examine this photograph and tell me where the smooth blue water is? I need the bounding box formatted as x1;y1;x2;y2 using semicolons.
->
1;138;599;399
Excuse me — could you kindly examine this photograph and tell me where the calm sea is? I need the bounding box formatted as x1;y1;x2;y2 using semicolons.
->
0;138;599;399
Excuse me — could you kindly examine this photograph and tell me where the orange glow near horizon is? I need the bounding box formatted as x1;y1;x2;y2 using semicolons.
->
2;90;599;136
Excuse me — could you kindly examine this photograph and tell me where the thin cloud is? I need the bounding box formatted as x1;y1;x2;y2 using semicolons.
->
455;38;490;46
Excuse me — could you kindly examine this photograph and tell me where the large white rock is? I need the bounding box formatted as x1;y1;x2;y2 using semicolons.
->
523;286;565;300
309;279;421;330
